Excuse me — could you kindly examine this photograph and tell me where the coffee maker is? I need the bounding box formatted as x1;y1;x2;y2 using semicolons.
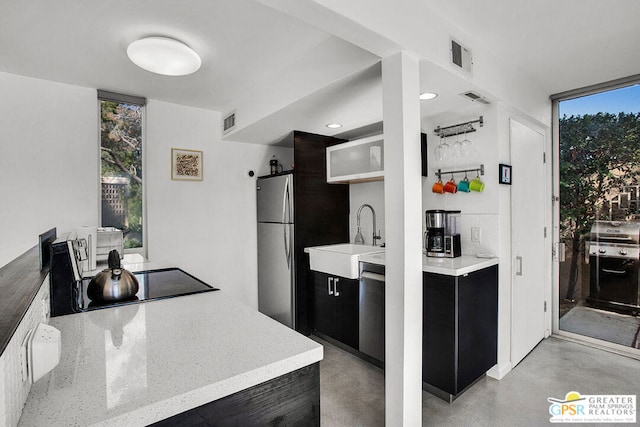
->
425;210;462;258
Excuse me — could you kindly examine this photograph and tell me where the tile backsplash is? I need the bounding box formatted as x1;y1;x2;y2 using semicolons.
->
457;214;499;256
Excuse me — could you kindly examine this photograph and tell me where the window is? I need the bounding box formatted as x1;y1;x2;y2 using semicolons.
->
98;90;146;251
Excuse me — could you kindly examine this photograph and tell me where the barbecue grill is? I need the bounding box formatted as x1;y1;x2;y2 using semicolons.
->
588;220;640;315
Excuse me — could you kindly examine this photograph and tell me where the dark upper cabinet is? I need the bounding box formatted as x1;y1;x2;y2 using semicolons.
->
423;265;498;400
289;131;350;336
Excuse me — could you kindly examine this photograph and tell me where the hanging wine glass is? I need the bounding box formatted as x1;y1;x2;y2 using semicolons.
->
459;130;472;158
434;138;444;162
453;132;463;158
434;135;450;162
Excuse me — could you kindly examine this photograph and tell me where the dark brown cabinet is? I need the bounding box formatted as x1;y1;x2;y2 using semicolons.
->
289;131;350;336
152;364;320;426
312;271;359;349
422;265;498;401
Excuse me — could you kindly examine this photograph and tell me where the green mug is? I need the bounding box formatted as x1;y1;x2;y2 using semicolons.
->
470;176;484;192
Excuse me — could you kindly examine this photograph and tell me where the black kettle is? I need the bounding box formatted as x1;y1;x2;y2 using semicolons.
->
87;250;139;302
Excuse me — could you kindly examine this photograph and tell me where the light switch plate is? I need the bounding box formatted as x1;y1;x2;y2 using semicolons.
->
471;227;481;243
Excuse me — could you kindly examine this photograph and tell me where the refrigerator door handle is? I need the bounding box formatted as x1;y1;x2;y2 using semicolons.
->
283;223;291;269
328;277;334;295
334;278;340;297
282;175;292;224
281;176;292;269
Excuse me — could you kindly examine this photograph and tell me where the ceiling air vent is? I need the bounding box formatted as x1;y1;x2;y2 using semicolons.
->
223;110;236;134
450;38;472;77
461;91;491;105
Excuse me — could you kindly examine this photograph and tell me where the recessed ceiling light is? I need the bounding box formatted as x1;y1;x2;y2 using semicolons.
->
419;92;438;100
127;37;201;76
326;123;343;129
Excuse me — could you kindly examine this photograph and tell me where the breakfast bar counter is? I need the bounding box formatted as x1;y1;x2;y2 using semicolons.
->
18;289;322;426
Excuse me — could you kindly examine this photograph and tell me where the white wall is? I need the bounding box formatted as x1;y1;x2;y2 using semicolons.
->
146;99;293;307
0;72;293;309
0;72;99;268
422;104;500;256
350;180;385;245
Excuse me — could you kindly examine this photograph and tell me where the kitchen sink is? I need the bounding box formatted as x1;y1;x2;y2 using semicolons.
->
305;243;385;279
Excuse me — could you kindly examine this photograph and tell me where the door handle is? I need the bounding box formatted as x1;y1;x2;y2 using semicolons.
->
602;268;627;275
553;242;566;262
334;278;340;297
328;277;334;295
515;256;523;276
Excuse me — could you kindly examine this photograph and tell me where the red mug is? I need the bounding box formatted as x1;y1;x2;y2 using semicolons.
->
444;179;457;194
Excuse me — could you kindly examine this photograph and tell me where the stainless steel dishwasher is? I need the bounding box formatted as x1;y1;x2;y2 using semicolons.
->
359;262;385;362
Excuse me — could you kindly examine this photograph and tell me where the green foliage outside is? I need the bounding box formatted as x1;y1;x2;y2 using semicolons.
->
559;112;640;299
100;101;143;249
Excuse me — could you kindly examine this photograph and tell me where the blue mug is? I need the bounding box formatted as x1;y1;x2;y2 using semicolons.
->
457;177;470;192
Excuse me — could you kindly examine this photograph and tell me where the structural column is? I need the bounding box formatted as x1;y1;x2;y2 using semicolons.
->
382;51;423;426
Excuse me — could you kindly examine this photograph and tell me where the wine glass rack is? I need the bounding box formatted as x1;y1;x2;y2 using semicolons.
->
434;116;484;138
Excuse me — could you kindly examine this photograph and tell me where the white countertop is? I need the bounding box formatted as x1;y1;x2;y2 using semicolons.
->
19;282;322;426
359;252;499;276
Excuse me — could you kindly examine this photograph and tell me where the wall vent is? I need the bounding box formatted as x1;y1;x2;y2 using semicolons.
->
461;91;491;105
223;110;236;134
450;38;473;77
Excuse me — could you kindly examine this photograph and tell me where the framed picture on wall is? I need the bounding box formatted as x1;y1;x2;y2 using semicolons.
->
499;163;512;185
172;148;203;181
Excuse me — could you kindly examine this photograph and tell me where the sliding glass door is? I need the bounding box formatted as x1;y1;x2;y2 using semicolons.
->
554;81;640;353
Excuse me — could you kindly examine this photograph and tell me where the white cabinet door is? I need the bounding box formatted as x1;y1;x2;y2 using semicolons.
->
511;118;547;367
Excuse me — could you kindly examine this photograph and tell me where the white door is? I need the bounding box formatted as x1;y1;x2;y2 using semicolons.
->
511;119;547;366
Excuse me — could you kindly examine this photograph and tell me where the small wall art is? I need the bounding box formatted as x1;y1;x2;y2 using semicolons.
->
172;148;203;181
499;163;512;185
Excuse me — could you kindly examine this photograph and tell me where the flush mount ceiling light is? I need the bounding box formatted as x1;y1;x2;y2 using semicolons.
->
326;123;343;129
127;37;201;76
419;92;438;100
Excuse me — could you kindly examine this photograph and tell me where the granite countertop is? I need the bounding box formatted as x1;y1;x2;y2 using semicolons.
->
359;252;499;276
19;275;322;426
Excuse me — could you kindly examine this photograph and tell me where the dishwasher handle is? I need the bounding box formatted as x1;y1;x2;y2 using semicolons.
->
360;271;385;283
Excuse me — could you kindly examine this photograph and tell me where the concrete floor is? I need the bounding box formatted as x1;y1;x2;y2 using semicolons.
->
315;336;640;426
560;306;640;348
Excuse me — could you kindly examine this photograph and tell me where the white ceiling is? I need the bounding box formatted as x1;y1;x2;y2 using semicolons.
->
427;0;640;95
1;0;638;145
0;0;376;112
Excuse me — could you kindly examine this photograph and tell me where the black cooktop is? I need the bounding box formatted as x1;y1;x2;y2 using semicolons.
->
76;268;218;312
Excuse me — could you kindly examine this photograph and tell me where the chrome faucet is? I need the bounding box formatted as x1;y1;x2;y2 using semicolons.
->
354;204;381;246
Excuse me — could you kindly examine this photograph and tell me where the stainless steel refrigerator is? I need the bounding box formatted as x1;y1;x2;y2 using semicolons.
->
257;172;295;328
